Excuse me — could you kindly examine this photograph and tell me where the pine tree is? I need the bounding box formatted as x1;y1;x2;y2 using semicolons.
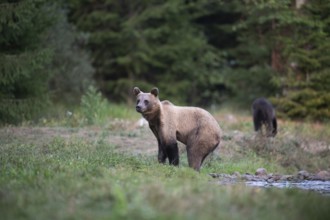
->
68;0;224;105
0;0;55;124
208;0;330;121
270;0;330;120
213;0;297;105
48;8;94;105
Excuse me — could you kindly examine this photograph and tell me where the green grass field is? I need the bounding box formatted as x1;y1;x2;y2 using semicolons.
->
1;105;330;220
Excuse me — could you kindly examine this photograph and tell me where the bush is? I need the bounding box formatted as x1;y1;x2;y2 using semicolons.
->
80;86;109;125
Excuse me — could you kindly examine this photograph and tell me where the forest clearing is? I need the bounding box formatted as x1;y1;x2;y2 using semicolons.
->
1;108;329;219
1;1;330;219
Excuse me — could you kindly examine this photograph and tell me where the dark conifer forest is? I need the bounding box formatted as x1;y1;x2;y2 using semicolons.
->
1;0;329;124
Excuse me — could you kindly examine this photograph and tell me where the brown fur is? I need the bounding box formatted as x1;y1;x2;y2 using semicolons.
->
133;87;221;171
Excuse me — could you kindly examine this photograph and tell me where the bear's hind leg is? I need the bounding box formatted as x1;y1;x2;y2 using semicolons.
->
272;117;277;137
253;113;262;132
187;148;203;171
266;119;274;137
187;141;219;171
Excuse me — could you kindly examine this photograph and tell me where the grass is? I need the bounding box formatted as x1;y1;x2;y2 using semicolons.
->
1;104;330;219
0;134;330;219
213;107;330;173
1;136;330;220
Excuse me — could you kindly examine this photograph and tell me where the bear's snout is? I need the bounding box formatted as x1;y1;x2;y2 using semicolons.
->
136;105;142;112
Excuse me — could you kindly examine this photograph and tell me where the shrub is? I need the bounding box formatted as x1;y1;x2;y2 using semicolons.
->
80;86;109;125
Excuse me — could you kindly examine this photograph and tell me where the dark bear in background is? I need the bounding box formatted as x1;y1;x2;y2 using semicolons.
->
252;98;277;137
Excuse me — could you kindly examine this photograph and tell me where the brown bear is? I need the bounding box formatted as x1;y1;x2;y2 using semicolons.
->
133;87;221;171
252;97;277;137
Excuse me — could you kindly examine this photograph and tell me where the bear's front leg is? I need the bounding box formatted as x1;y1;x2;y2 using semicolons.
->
165;143;179;166
158;143;167;164
149;125;167;163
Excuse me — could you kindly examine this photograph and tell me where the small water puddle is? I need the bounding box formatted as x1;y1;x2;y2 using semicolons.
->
210;170;330;196
245;180;330;195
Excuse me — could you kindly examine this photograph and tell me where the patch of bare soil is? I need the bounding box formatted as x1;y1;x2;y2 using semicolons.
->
1;118;329;160
0;121;159;156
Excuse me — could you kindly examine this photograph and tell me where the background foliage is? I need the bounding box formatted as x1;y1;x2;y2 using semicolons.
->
0;0;54;124
1;0;330;124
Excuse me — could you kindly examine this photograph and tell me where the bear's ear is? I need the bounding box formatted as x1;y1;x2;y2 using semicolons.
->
150;87;159;97
133;87;141;96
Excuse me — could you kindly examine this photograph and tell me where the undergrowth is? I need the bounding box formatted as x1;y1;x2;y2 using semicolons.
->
37;86;138;127
243;136;330;172
214;109;330;173
1;106;330;219
1;134;330;220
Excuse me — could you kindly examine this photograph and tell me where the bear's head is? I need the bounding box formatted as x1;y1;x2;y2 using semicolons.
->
133;87;160;118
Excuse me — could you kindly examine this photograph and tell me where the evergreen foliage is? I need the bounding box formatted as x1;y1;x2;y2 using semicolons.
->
1;0;329;123
201;0;330;120
210;0;297;105
0;0;55;124
68;0;225;105
270;0;330;121
48;8;94;105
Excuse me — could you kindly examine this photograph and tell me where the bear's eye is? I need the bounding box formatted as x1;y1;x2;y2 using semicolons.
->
144;100;149;105
136;99;140;104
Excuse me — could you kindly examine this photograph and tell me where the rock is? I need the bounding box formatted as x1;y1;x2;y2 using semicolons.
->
297;170;309;180
225;114;238;123
241;174;253;181
137;118;148;127
255;168;267;176
209;173;219;178
280;175;295;181
270;174;282;182
232;171;241;178
316;170;330;180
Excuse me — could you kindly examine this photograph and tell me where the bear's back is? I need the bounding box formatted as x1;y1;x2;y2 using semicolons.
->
160;103;221;144
252;98;275;120
161;102;218;128
161;100;174;106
